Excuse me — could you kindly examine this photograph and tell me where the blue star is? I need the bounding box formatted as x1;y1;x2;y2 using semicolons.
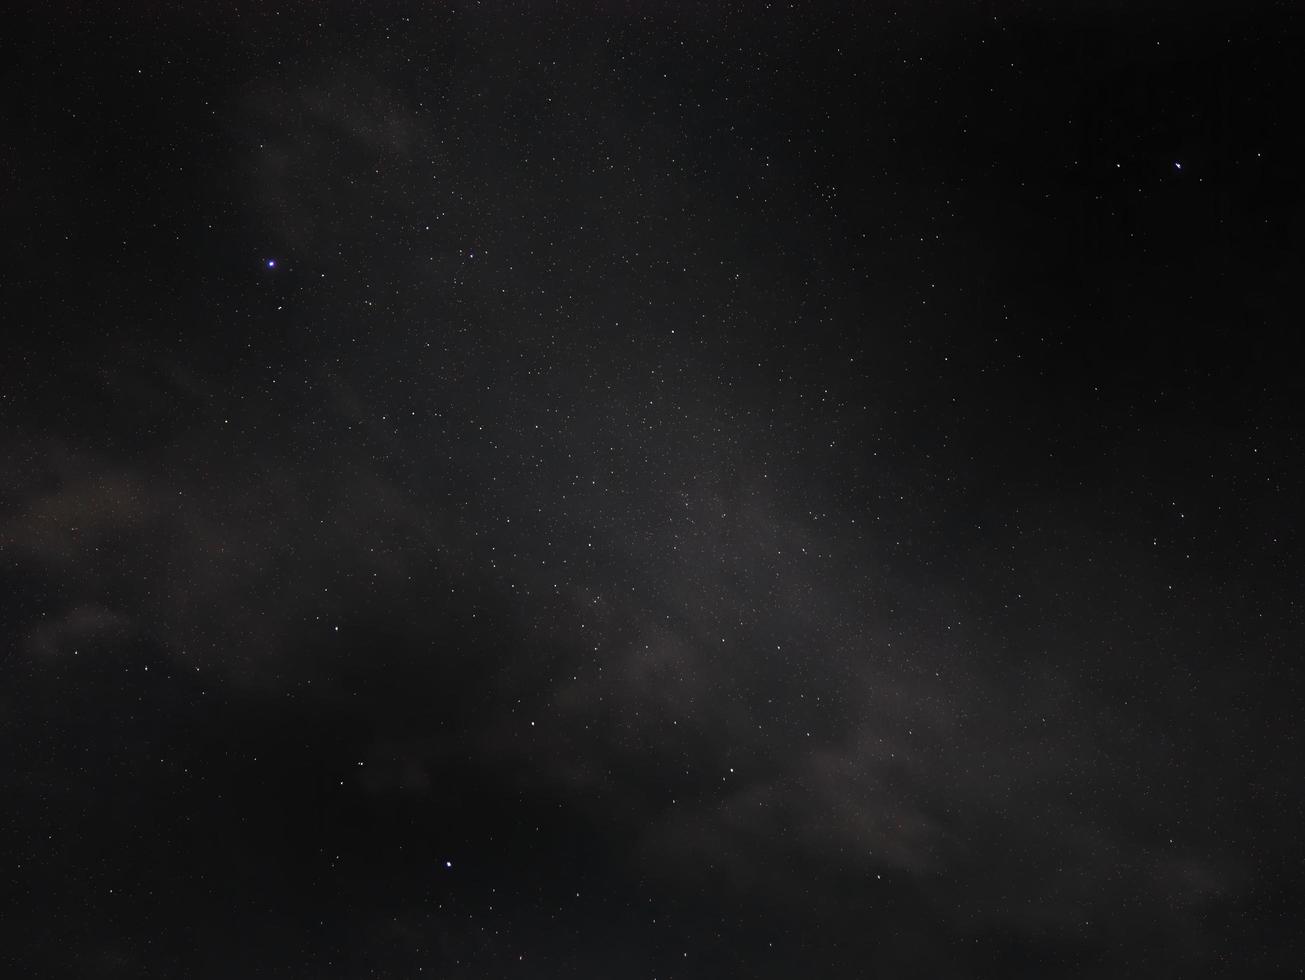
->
266;258;277;269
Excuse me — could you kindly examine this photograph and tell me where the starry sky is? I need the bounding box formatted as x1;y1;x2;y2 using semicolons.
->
3;2;1302;977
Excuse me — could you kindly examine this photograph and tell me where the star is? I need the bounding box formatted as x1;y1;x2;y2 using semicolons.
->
265;258;277;269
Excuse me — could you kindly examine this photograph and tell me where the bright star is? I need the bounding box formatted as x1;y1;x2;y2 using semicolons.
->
266;258;277;269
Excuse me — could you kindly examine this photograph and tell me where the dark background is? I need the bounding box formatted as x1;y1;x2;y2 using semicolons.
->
2;2;1302;976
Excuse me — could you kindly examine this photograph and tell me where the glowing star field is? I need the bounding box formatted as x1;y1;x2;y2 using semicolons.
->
3;4;1301;977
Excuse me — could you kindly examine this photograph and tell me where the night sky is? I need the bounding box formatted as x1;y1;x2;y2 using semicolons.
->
3;2;1303;977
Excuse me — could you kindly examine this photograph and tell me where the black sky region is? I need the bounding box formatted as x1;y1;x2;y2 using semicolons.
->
2;2;1303;977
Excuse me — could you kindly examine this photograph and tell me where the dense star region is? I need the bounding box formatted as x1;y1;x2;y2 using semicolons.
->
2;3;1302;978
